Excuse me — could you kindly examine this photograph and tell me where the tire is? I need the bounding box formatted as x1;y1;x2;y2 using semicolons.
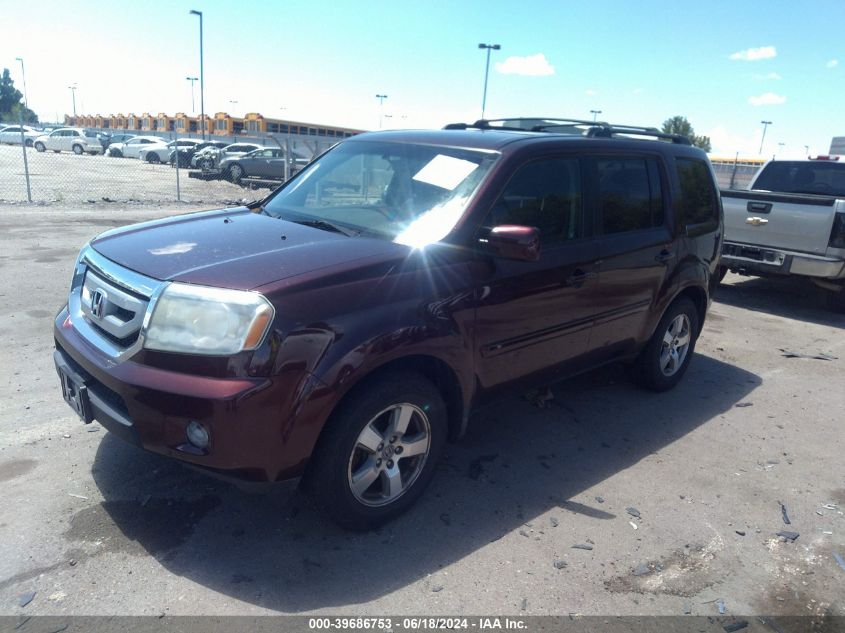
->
53;150;60;153
34;142;45;152
633;296;700;392
826;285;845;313
25;139;33;147
147;153;161;164
72;144;84;155
307;372;447;530
228;163;244;183
110;149;123;158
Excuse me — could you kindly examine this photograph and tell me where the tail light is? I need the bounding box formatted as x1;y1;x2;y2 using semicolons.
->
830;212;845;248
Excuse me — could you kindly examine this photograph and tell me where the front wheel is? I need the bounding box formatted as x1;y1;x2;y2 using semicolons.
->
72;144;84;155
228;163;244;183
633;297;700;392
307;372;447;530
147;153;161;164
34;142;45;152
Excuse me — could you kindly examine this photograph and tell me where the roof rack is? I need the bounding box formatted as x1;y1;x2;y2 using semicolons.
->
442;117;692;145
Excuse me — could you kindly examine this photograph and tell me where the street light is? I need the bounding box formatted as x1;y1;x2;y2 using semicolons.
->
804;145;809;156
15;57;27;109
68;84;78;118
590;109;602;122
186;76;198;113
375;94;388;129
478;43;501;120
758;120;772;154
189;10;205;140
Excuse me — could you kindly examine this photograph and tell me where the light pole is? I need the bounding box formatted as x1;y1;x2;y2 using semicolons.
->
186;76;198;113
590;109;602;122
478;43;501;120
15;57;27;109
758;120;772;155
804;145;809;156
190;10;205;140
68;84;78;118
375;94;388;129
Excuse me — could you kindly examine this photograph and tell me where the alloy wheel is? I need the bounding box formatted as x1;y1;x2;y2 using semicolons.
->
659;314;691;376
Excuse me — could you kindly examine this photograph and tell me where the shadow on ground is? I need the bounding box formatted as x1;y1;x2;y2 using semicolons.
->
82;354;759;611
716;274;845;329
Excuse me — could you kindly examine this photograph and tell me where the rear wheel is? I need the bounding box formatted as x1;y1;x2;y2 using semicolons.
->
307;372;447;530
633;297;699;392
34;142;45;152
147;153;161;164
72;144;84;155
228;163;244;183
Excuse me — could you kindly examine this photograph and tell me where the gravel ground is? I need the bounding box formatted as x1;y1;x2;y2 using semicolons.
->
0;144;265;205
0;203;843;623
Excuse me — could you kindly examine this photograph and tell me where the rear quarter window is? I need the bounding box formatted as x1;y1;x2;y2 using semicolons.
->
676;158;718;227
596;157;664;234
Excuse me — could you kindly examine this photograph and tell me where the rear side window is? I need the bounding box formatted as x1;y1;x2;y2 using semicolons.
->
596;158;664;234
753;161;845;197
676;158;718;226
487;158;582;244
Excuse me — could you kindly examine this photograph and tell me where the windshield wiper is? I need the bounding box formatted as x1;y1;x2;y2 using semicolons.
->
290;218;359;237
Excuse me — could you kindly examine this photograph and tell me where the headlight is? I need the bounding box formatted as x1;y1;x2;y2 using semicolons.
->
144;283;274;355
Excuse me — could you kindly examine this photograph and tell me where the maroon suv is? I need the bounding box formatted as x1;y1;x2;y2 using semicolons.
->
54;118;723;529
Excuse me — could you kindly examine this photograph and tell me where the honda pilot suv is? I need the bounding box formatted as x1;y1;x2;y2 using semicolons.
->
54;118;723;529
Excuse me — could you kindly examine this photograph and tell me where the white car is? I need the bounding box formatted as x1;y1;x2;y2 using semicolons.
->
0;125;41;147
33;128;104;154
198;142;264;169
139;139;201;164
107;136;167;159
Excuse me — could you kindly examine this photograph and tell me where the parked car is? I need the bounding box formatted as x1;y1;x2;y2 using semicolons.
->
105;133;136;150
33;128;104;154
172;140;228;167
139;139;201;164
218;147;305;182
107;136;167;159
198;142;264;170
0;125;41;147
720;155;845;310
53;118;722;529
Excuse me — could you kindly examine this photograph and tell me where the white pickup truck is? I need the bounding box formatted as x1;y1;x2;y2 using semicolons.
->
720;156;845;310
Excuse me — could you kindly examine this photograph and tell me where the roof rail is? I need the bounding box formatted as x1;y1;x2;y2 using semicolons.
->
442;117;692;145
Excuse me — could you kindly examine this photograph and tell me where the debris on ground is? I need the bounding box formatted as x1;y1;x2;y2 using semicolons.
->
683;602;692;615
833;553;845;572
735;402;753;408
467;454;498;480
632;563;652;576
778;501;791;525
523;387;555;408
520;598;528;611
776;531;799;541
722;620;749;632
716;598;726;614
571;544;593;551
629;522;638;530
553;559;567;569
519;530;530;538
86;426;99;432
431;585;444;593
595;496;605;504
18;591;36;607
735;530;746;536
626;507;641;518
779;349;837;361
67;493;88;500
549;517;559;528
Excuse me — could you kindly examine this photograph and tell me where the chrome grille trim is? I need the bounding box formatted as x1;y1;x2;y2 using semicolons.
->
68;245;166;362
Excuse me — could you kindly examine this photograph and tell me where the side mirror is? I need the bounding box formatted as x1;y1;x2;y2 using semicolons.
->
480;225;540;262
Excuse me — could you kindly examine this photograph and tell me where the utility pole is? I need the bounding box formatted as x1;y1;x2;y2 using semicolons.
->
186;76;198;113
758;120;772;155
375;94;388;129
68;84;78;118
190;10;205;140
590;109;602;122
15;57;27;109
478;43;501;120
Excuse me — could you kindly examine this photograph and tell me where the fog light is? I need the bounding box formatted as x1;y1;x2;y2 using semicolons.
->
186;420;210;449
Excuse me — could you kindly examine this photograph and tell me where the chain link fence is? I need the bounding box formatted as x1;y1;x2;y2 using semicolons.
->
0;126;335;205
710;158;763;190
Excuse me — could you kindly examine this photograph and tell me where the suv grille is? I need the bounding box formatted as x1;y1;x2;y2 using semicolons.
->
80;270;149;347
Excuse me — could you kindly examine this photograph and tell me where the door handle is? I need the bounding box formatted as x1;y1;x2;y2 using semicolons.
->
655;250;675;264
747;201;772;214
565;269;597;288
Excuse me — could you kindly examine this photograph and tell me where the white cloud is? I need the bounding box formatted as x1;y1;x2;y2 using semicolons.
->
753;72;782;80
494;53;555;77
730;46;777;61
585;89;597;97
748;92;786;106
827;59;839;68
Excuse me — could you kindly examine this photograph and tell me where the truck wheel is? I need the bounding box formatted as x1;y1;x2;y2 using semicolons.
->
72;144;84;155
307;372;447;530
826;285;845;313
633;297;699;392
34;142;45;152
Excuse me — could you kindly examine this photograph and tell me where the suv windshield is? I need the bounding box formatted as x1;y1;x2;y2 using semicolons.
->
263;140;498;245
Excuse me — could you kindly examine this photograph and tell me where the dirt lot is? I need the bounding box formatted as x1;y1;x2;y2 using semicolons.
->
0;144;264;205
0;203;843;624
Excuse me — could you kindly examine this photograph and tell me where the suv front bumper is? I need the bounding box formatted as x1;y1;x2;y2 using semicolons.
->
54;307;328;483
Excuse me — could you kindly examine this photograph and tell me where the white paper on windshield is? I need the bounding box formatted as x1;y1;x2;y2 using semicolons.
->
412;155;478;191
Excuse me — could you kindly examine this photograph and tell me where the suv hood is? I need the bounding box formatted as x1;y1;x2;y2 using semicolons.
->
90;208;406;290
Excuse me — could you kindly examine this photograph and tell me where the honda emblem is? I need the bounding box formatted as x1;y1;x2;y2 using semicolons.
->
90;289;107;319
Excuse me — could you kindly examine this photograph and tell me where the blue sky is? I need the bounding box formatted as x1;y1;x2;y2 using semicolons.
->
3;0;843;156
